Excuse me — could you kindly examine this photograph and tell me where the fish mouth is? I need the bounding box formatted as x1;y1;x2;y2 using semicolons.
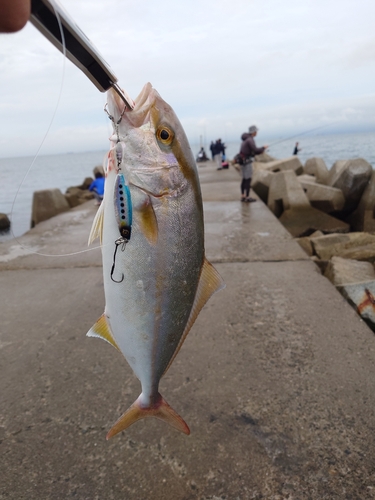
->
108;82;157;130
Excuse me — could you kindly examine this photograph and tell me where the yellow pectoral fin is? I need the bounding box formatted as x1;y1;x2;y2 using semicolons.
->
88;200;104;245
86;314;120;351
163;258;225;375
136;196;158;244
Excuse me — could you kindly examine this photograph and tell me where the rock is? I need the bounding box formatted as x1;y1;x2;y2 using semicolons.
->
304;157;329;184
267;170;310;217
0;213;11;231
310;230;324;238
328;158;372;214
278;207;349;238
296;237;313;256
295;230;324;257
298;180;345;213
324;256;375;286
263;156;304;176
31;188;70;228
347;170;375;233
338;245;375;263
337;281;375;332
252;169;274;203
310;255;329;274
311;232;375;260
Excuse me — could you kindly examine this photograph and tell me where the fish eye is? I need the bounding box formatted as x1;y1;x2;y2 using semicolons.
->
156;125;174;146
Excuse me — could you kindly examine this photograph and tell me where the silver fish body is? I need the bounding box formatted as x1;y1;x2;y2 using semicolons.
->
88;83;224;438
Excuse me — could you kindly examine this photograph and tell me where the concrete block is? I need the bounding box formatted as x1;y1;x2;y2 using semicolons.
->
324;256;375;286
31;188;70;228
79;177;94;190
347;170;375;233
328;158;372;213
279;207;349;238
253;152;276;163
327;160;348;185
263;156;304;175
304;157;329;184
298;180;345;213
297;174;317;183
311;232;375;260
268;170;310;217
0;213;10;231
252;169;274;203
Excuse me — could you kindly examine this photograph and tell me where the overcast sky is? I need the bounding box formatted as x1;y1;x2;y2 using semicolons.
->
0;0;375;157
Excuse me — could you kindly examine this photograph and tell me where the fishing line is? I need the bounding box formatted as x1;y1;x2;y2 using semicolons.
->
268;121;339;148
9;3;105;258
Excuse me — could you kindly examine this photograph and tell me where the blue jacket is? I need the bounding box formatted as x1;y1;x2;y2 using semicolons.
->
89;177;105;196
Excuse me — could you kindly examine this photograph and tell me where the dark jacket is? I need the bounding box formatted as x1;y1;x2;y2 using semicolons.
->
212;141;224;155
240;135;265;158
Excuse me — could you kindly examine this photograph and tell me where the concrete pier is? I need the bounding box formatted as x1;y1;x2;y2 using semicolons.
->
1;161;375;499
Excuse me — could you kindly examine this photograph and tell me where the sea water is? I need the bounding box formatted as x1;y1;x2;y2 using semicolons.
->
0;131;374;242
0;150;107;241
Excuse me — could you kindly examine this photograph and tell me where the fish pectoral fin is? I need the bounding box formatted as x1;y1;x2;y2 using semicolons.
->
86;313;120;351
88;200;105;245
163;258;225;375
135;194;158;244
106;393;190;439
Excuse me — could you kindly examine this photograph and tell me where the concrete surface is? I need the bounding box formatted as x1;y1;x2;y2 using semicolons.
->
2;161;375;499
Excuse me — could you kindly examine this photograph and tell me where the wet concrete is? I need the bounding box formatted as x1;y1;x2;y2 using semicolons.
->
1;161;375;499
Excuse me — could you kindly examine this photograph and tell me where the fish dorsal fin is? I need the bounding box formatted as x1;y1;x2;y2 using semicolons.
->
87;313;120;351
88;201;105;245
163;258;225;375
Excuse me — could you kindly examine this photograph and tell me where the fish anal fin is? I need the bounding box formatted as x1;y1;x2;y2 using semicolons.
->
136;196;158;244
163;258;225;375
86;314;120;351
88;200;104;245
106;393;190;439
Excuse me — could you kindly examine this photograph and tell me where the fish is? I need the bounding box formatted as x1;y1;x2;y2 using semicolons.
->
87;82;225;439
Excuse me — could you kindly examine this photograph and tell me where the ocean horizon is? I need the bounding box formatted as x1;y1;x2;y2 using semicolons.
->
1;130;374;241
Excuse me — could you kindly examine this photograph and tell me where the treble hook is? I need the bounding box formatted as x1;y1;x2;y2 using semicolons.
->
110;237;128;283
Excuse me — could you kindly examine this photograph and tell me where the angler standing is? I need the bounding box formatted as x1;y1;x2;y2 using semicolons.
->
239;125;268;202
213;139;224;170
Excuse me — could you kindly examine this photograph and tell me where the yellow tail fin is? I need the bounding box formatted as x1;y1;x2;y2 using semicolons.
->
106;393;190;439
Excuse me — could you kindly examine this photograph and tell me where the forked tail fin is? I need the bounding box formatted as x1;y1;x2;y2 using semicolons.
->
106;393;190;439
